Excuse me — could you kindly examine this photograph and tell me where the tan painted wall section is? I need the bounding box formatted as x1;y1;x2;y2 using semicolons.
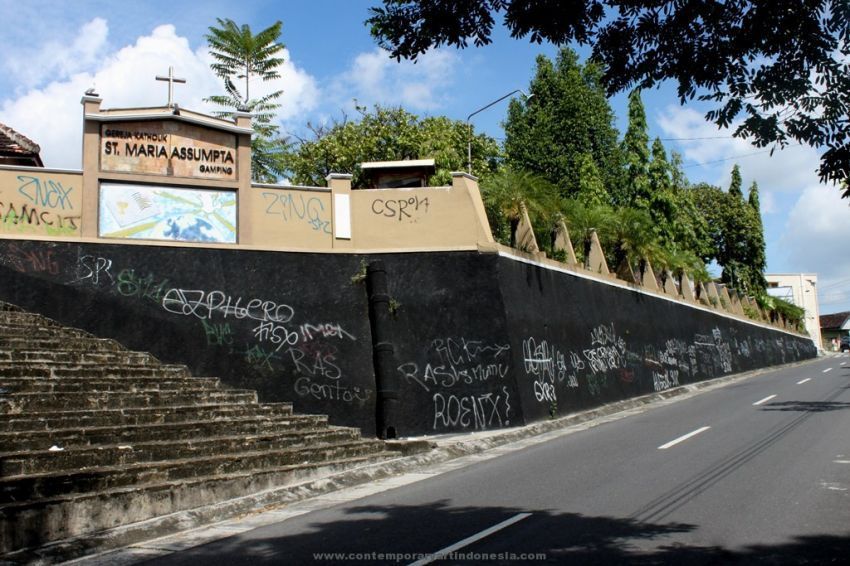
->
350;183;484;249
0;169;83;238
248;187;333;249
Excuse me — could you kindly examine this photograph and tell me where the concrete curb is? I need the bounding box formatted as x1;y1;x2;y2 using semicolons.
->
5;357;822;565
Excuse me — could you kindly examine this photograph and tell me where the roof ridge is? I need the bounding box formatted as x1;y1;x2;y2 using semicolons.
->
0;122;41;154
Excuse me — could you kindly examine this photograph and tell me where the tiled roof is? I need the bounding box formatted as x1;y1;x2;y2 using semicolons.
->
0;122;42;161
819;311;850;329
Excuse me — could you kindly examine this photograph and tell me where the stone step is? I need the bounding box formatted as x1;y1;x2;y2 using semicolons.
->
0;364;190;379
0;301;24;312
0;440;386;504
0;403;295;433
0;376;222;394
0;300;397;557
0;390;259;413
0;413;328;452
0;337;126;352
0;451;396;554
0;324;95;340
0;349;160;365
1;427;364;476
0;311;63;327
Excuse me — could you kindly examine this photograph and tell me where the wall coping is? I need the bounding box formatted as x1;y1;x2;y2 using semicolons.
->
0;164;82;175
451;171;479;181
495;248;811;341
251;182;331;193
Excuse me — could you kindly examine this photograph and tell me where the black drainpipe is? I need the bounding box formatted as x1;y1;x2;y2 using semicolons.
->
366;259;398;439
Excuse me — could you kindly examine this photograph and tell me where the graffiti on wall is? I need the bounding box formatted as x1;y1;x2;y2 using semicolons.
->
396;337;513;431
0;175;81;236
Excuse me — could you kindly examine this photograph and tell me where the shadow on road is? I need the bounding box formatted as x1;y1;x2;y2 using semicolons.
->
138;500;850;565
760;400;850;412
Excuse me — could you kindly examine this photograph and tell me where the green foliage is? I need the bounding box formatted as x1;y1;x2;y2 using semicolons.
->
758;293;805;329
205;18;287;182
609;207;659;274
368;0;850;194
729;164;743;199
481;168;559;248
503;48;622;199
619;90;650;207
575;153;609;206
283;105;500;187
561;198;615;262
656;246;705;281
746;181;767;291
742;303;761;320
691;181;766;295
350;259;368;285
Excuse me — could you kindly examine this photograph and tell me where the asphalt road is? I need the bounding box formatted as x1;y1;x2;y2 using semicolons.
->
143;355;850;564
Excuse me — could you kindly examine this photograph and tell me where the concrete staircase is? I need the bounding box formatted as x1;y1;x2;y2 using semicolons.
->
0;302;397;556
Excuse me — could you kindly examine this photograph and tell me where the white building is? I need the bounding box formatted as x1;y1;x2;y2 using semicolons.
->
765;273;821;350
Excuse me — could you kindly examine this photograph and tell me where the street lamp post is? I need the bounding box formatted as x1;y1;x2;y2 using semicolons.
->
466;89;533;175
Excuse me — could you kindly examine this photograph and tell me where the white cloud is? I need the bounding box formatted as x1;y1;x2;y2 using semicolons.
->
4;18;109;91
0;20;319;169
656;105;823;198
782;185;850;312
329;48;457;113
248;49;320;123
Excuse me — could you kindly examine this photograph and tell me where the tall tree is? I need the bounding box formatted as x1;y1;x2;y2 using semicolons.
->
691;182;765;295
728;164;743;199
503;48;622;199
283;105;501;187
619;90;650;207
205;18;287;182
645;137;679;249
746;181;767;293
575;153;609;207
368;1;850;196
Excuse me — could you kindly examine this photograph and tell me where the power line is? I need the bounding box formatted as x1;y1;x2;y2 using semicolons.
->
681;143;803;168
818;277;850;291
660;136;734;141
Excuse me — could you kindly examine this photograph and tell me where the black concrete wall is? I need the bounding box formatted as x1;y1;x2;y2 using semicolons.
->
0;240;816;437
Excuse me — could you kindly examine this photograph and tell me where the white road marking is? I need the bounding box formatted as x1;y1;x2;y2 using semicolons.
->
752;394;777;406
834;460;850;464
841;361;846;365
409;513;532;566
658;426;711;450
823;367;833;373
796;378;811;384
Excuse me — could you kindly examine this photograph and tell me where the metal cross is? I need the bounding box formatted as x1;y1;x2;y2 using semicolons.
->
155;66;186;107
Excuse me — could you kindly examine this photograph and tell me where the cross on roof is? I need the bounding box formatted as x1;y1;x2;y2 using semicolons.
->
155;66;186;108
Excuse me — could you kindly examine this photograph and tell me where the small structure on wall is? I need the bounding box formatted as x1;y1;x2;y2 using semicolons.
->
360;159;435;188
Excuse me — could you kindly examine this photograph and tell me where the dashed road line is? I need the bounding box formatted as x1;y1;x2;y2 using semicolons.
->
823;367;833;373
658;426;711;450
796;378;811;384
753;394;777;406
409;512;532;565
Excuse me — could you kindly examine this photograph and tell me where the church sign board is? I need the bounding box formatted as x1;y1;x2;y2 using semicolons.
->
100;121;237;181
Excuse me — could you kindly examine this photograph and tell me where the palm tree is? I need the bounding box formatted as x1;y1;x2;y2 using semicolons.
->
205;19;287;182
656;246;707;293
481;169;559;248
610;207;659;280
561;198;614;263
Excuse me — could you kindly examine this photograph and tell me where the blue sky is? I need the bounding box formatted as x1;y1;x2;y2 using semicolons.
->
1;0;847;315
